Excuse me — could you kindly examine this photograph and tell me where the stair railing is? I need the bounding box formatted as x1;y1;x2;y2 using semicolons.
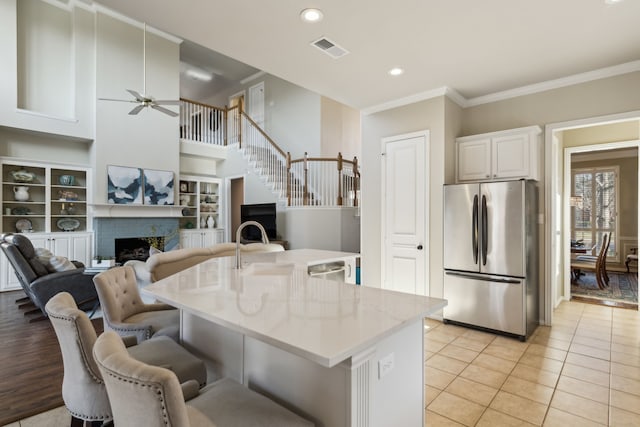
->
179;98;359;207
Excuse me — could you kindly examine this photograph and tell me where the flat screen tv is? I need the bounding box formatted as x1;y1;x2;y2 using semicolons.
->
240;203;277;241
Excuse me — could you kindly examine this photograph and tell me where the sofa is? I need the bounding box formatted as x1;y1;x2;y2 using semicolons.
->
125;242;285;288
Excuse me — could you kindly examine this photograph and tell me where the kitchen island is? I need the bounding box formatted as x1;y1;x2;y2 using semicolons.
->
143;249;447;427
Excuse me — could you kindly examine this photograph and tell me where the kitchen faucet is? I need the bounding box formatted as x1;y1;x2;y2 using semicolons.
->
235;221;270;269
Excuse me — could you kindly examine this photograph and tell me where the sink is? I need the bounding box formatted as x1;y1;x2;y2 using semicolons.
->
240;262;295;276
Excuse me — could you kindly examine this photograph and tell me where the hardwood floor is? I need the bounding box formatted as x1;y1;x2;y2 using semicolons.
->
0;290;103;426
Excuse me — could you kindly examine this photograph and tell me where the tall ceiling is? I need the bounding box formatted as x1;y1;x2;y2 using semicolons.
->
96;0;640;111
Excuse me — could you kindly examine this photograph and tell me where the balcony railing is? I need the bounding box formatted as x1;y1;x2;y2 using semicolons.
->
180;98;359;208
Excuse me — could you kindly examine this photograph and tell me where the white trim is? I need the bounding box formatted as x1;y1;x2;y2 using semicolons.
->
466;61;640;107
362;61;640;114
545;110;640;326
363;87;463;115
240;71;266;86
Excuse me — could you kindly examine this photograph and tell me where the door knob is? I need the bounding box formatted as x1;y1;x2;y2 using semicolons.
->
417;244;423;250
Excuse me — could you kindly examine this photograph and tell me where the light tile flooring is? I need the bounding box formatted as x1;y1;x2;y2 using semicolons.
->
425;300;640;426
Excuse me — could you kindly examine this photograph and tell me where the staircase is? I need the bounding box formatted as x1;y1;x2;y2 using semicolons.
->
180;98;359;208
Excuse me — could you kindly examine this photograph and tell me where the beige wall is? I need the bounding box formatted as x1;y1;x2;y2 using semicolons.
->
320;97;361;160
361;96;446;295
563;121;640;147
462;72;640;136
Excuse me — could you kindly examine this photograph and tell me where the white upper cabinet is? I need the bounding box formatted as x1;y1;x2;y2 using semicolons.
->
456;126;542;182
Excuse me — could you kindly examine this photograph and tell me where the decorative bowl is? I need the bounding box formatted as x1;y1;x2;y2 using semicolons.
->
57;218;80;232
59;175;75;186
58;190;79;201
11;206;31;215
11;169;36;183
15;218;33;232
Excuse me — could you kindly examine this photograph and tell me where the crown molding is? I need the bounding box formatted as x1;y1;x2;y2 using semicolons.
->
362;60;640;114
465;60;640;107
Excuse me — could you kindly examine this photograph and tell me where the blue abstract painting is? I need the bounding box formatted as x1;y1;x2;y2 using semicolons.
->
107;165;143;204
144;169;174;205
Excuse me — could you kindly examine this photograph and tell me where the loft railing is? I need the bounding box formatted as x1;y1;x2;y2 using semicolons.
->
179;98;359;208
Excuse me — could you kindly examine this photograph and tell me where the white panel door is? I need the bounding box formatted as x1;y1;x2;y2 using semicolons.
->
248;82;265;128
382;132;428;295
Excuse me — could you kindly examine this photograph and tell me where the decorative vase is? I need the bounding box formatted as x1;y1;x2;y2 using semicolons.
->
206;215;215;229
200;216;207;228
58;175;75;186
13;186;30;201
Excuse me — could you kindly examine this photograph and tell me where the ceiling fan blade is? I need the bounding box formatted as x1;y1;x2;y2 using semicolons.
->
127;89;145;101
153;100;181;105
99;97;139;103
150;104;179;117
129;104;145;115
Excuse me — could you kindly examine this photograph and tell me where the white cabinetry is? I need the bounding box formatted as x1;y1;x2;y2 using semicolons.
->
0;232;92;291
456;126;542;182
180;229;225;249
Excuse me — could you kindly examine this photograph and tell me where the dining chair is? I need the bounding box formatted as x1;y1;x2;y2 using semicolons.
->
93;265;179;343
45;292;207;427
93;330;314;427
571;232;611;289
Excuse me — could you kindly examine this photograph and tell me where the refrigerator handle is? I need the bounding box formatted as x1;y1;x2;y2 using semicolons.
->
472;194;479;264
482;194;488;266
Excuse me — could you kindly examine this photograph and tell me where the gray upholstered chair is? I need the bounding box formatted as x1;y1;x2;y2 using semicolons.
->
0;233;98;317
93;265;179;343
45;292;207;427
94;330;313;427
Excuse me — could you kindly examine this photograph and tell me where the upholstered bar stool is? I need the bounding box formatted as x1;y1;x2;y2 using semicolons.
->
93;265;179;343
46;292;207;427
94;331;314;427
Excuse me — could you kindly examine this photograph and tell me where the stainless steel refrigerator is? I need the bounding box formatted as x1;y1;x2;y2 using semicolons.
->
443;180;538;340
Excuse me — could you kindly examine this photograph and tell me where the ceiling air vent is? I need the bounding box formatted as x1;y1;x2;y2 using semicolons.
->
311;37;349;59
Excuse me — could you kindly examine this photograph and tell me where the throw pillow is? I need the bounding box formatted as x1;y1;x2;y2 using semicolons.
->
35;247;56;273
149;246;163;256
48;256;77;272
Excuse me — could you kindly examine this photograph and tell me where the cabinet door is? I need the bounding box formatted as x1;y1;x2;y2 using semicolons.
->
0;251;21;291
201;230;217;247
457;139;492;182
180;230;200;249
492;134;529;179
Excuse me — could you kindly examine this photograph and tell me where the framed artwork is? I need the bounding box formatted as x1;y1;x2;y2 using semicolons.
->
107;165;143;204
179;181;189;192
143;169;175;205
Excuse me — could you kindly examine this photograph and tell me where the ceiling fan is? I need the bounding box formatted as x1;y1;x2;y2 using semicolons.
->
99;23;180;117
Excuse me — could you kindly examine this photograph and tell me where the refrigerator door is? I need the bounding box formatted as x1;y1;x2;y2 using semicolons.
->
443;184;480;272
480;181;526;277
443;270;525;336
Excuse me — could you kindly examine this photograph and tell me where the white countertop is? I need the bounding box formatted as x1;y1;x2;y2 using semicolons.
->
143;249;447;368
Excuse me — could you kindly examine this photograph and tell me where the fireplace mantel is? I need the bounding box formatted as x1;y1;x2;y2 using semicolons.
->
89;204;185;218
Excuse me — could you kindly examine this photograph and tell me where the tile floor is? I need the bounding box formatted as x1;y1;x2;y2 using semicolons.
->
425;300;640;426
6;300;640;427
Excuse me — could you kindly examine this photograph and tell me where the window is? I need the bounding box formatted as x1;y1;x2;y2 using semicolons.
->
571;166;618;260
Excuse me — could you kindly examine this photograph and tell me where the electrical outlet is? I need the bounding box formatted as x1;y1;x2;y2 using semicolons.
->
378;352;395;379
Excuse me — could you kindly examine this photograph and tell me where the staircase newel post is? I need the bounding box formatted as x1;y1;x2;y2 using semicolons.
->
337;152;343;206
353;156;359;207
223;106;228;146
303;152;309;206
286;152;292;206
238;102;243;149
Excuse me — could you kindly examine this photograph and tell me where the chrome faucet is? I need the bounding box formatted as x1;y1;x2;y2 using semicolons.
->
235;220;270;269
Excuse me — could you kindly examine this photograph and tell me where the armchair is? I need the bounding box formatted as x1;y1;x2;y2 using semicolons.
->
0;233;98;317
92;265;179;343
45;292;207;426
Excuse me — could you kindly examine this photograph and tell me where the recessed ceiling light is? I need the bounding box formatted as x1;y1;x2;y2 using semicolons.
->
301;8;323;23
388;67;404;76
605;0;623;4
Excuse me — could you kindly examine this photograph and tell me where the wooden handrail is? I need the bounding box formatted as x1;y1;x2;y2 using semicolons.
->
179;98;360;207
240;111;287;158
